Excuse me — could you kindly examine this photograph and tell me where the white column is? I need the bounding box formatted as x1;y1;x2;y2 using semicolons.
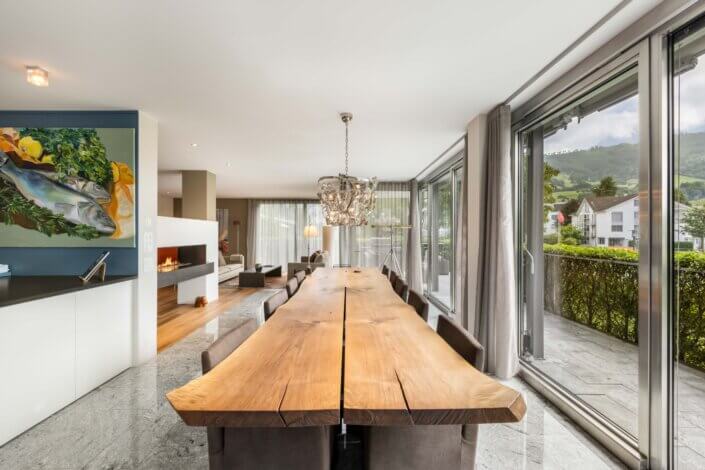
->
132;111;158;365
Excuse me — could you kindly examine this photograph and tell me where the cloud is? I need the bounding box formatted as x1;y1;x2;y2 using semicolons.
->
541;53;705;153
544;95;639;154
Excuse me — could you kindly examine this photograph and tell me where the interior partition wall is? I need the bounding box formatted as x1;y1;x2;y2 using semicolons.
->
512;4;705;469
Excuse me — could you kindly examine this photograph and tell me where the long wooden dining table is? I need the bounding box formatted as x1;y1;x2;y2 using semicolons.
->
166;267;526;428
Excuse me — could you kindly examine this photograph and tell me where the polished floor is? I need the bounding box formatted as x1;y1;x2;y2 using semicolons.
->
0;288;625;469
156;274;287;351
530;311;705;468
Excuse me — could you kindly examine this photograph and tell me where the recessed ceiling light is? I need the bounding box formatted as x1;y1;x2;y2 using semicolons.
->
226;162;232;167
26;66;49;87
191;143;198;148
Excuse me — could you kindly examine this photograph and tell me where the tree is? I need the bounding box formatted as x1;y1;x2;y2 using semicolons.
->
544;164;560;222
683;203;705;251
560;224;584;244
592;176;618;197
674;188;689;205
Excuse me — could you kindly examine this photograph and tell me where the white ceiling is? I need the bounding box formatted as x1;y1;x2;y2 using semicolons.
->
1;0;661;198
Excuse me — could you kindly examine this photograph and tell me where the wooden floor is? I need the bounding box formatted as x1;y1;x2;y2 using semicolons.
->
157;275;287;352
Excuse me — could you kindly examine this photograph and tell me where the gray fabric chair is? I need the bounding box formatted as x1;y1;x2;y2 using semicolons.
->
294;270;306;284
406;289;429;322
436;314;485;370
223;427;332;470
201;318;258;470
381;265;390;278
393;277;408;302
389;270;398;287
201;318;331;470
263;289;288;321
364;424;461;470
286;276;299;298
436;313;486;470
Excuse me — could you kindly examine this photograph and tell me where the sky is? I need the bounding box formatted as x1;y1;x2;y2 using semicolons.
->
543;55;705;155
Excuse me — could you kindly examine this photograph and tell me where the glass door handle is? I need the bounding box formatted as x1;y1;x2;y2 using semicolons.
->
523;248;535;275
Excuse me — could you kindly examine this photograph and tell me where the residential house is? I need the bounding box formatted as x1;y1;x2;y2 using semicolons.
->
572;194;699;249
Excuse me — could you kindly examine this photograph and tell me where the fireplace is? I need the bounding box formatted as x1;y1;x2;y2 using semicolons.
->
157;244;213;288
157;245;206;272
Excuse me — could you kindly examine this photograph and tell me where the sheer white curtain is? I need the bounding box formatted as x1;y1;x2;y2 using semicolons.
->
340;182;411;276
253;200;323;267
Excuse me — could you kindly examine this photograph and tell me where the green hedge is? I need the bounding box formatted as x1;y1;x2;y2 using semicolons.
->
543;244;705;372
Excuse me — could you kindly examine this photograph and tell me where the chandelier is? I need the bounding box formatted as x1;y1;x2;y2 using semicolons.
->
318;113;377;226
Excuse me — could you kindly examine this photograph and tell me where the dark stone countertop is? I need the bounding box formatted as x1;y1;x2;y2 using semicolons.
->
0;275;137;308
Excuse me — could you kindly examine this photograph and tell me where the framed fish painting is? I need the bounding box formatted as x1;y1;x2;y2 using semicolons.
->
0;127;136;247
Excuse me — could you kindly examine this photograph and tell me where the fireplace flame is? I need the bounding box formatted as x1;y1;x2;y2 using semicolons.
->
158;256;180;272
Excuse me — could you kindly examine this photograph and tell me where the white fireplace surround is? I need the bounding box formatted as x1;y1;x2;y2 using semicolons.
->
157;216;219;304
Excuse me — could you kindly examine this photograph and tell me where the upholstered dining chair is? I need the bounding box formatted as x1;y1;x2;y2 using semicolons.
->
436;313;486;470
381;265;390;278
263;289;288;321
286;277;299;298
294;270;306;284
201;318;331;470
389;270;398;287
201;318;258;470
393;277;408;302
406;289;429;322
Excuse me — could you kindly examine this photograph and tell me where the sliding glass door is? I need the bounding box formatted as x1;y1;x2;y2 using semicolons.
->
420;155;463;313
517;47;646;457
672;17;705;469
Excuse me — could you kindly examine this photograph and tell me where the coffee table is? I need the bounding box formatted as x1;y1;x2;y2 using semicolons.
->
238;265;282;287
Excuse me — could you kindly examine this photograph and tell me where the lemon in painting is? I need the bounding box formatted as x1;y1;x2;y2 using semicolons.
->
18;136;43;160
41;154;55;164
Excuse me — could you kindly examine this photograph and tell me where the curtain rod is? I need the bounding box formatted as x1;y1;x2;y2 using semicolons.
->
504;0;632;104
413;135;465;181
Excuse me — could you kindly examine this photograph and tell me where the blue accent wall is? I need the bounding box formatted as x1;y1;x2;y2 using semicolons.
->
0;111;139;276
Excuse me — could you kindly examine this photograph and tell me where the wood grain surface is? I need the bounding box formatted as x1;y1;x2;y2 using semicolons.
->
167;268;526;428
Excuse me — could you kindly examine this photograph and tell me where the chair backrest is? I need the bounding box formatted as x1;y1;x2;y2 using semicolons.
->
309;250;321;263
381;265;390;277
389;270;398;286
406;289;429;322
285;276;299;298
263;289;288;321
393;277;408;302
201;318;258;374
201;318;258;470
436;314;485;371
294;270;306;284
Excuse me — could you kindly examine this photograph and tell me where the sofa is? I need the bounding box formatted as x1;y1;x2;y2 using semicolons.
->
218;253;245;283
287;251;328;279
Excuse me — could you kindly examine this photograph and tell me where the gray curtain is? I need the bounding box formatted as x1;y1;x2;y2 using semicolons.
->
476;104;518;379
406;179;423;293
246;200;258;269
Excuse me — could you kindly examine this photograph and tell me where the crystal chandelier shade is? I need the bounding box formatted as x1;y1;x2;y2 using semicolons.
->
317;113;377;226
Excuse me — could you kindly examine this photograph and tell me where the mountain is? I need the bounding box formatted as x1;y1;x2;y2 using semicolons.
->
545;131;705;186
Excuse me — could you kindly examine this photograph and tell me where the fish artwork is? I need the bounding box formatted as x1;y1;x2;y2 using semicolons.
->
0;150;116;234
36;170;112;203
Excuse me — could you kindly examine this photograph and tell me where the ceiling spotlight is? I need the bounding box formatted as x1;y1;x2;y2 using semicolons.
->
26;66;49;87
191;143;198;148
226;162;232;167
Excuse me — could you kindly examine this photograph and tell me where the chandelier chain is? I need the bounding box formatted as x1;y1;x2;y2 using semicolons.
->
344;119;349;176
